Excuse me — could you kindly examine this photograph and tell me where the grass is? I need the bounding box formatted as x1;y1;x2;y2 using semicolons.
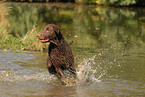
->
22;25;48;51
0;3;22;51
0;3;47;51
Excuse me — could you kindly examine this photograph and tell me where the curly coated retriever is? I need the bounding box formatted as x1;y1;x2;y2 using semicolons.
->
37;24;76;80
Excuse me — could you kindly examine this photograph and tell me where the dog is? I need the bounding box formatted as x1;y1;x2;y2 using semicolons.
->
37;24;76;80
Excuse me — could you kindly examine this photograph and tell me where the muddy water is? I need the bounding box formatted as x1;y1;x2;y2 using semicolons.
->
1;3;145;97
0;48;145;96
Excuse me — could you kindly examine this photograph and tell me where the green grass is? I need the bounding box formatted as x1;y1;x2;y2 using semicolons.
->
0;3;47;51
0;3;22;51
22;25;48;51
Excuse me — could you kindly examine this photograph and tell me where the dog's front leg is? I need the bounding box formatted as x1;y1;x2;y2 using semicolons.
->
55;67;65;80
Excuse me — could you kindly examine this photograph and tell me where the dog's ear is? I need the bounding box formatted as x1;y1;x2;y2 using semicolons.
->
53;25;61;35
53;25;64;42
47;24;54;32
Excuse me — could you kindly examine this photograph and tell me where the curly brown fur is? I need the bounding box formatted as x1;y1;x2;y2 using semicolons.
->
37;24;76;80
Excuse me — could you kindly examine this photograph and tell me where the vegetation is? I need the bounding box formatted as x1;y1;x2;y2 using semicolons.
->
0;4;23;50
95;0;145;6
0;3;47;51
22;25;48;51
0;3;145;51
2;0;145;6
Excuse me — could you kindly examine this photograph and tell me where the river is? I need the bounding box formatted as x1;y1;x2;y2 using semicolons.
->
0;3;145;96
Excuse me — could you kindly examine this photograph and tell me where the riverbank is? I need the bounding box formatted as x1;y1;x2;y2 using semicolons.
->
0;3;47;51
0;2;145;51
1;0;145;7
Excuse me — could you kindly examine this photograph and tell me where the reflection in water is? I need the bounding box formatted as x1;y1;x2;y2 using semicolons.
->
1;3;145;96
7;3;145;49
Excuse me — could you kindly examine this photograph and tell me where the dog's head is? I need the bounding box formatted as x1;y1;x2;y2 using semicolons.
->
37;24;62;43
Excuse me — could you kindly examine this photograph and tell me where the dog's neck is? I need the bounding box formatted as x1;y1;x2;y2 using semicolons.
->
49;37;65;48
56;32;64;42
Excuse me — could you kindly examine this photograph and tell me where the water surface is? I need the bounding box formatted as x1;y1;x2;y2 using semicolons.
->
0;3;145;96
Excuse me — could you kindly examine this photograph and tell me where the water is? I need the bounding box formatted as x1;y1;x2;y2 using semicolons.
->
1;3;145;97
77;55;103;84
0;49;145;96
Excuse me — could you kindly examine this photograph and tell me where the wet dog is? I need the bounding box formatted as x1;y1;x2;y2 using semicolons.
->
37;24;76;81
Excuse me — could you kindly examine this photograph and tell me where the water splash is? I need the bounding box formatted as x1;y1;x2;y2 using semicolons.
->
0;70;59;85
0;54;111;86
76;55;103;85
62;55;111;86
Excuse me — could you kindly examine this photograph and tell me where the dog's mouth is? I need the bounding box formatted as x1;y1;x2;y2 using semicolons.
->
40;38;50;43
37;35;50;43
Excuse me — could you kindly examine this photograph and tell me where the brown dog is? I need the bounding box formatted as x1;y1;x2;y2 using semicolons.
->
37;24;76;80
